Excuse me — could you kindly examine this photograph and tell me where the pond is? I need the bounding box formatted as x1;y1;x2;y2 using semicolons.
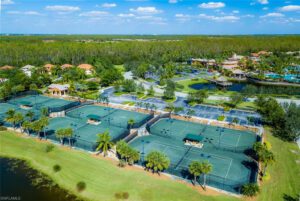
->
189;82;247;92
0;157;80;201
189;82;300;95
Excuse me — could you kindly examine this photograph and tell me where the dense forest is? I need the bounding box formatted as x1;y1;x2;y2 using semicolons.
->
1;35;300;66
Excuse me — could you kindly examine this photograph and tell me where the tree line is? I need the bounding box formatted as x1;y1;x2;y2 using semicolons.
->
1;35;300;67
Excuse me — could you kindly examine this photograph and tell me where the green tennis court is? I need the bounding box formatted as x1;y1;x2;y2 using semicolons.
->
0;102;41;121
129;118;258;193
9;95;74;109
66;105;152;129
149;118;256;150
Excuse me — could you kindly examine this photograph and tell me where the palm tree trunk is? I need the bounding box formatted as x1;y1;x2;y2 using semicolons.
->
194;175;196;186
69;138;71;147
203;174;206;190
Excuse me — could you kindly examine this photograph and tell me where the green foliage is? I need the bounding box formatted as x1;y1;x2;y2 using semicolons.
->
0;126;7;131
53;164;61;172
116;140;140;165
76;181;86;192
187;90;208;104
122;79;137;93
163;80;175;100
145;151;170;174
147;85;155;96
96;131;114;157
114;192;129;200
230;93;244;107
242;183;260;197
217;115;225;121
189;161;203;185
86;81;98;90
45;144;55;153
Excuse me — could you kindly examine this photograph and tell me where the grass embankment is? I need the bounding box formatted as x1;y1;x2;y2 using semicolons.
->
0;131;236;201
1;129;299;201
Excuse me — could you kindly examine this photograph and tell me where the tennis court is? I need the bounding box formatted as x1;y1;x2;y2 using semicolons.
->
66;105;152;129
9;95;74;110
149;118;256;150
0;102;41;122
129;118;258;193
45;116;130;151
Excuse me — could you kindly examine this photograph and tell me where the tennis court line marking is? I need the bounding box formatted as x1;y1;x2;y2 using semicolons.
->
235;133;242;147
224;158;233;179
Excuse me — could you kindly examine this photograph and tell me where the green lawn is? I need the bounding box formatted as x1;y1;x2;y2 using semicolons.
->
0;130;299;201
0;131;237;201
257;128;300;201
176;78;208;93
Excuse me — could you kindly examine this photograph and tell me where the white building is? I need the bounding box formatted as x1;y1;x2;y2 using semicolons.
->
21;65;35;77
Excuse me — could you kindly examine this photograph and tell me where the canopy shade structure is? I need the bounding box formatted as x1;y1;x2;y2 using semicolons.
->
87;114;102;121
184;134;204;142
20;101;33;107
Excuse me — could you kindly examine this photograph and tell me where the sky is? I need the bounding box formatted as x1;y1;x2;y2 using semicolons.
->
0;0;300;35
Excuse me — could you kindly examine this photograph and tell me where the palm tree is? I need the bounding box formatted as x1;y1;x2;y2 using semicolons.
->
96;131;114;157
55;128;66;145
145;151;170;175
5;109;16;129
22;121;31;135
200;161;213;190
64;128;73;147
127;118;135;129
26;111;35;122
40;107;48;117
14;113;24;131
31;120;43;139
39;117;49;139
260;150;275;176
189;161;202;186
165;103;175;117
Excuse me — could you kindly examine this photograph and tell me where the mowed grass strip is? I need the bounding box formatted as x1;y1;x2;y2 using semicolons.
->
0;131;237;201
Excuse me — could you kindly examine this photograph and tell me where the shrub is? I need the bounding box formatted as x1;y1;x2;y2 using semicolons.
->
53;164;61;172
217;115;225;121
242;183;260;197
118;159;126;168
76;181;86;192
0;126;7;131
45;144;55;153
114;192;129;200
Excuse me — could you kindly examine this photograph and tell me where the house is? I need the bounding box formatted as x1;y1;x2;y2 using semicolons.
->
48;84;69;96
221;60;239;70
231;69;246;79
188;58;216;67
78;64;94;75
44;64;55;74
61;64;73;70
0;65;14;70
228;53;244;61
21;65;35;77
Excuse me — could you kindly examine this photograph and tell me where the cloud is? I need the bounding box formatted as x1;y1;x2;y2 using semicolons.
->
257;0;268;5
263;7;269;10
7;10;42;15
198;2;225;9
232;10;239;14
261;12;285;17
130;7;162;14
45;5;80;12
101;3;117;8
118;13;135;18
79;11;109;17
279;5;300;12
1;0;14;5
198;14;239;22
242;14;255;18
169;0;178;3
